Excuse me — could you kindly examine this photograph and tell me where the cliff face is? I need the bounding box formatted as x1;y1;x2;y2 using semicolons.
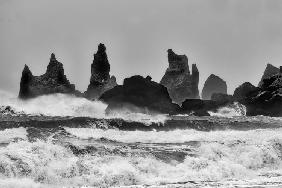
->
160;49;199;104
258;64;280;87
85;43;117;99
19;53;79;99
201;74;227;100
100;75;180;115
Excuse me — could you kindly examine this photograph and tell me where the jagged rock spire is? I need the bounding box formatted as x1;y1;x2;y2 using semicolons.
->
166;49;189;74
160;49;199;104
19;65;33;99
90;43;110;83
191;64;199;98
85;43;117;99
18;54;78;99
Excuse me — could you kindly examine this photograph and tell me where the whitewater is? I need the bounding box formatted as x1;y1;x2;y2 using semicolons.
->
0;91;282;188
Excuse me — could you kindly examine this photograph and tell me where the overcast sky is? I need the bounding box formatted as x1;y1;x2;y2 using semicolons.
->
1;0;282;94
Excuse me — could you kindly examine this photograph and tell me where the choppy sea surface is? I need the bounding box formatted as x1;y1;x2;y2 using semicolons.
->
0;92;282;188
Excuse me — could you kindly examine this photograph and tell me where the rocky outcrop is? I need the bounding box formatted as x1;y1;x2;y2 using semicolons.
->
236;68;282;116
100;75;180;114
160;49;199;105
19;53;80;99
85;43;117;100
181;93;234;116
202;74;227;100
258;64;280;87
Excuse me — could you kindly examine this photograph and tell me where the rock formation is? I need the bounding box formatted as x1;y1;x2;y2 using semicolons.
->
85;43;117;99
235;68;282;116
160;49;199;104
100;75;180;114
19;53;79;99
258;64;280;87
201;74;227;100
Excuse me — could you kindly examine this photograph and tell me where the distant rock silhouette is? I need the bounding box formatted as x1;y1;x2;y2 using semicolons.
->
100;75;180;114
160;49;199;104
85;43;117;99
19;53;80;99
202;74;227;100
258;64;280;87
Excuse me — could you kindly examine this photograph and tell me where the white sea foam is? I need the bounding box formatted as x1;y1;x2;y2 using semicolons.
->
64;127;282;144
0;127;27;143
0;128;282;187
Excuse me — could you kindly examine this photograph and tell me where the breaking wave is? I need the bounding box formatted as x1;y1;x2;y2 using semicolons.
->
0;127;282;187
0;91;168;124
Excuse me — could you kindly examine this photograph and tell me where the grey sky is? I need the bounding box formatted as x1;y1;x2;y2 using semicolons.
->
1;0;282;95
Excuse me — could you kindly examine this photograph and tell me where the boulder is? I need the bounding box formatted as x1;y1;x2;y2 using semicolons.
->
181;99;216;116
19;53;80;99
160;49;199;105
202;74;227;100
258;64;280;87
85;43;117;99
100;75;180;114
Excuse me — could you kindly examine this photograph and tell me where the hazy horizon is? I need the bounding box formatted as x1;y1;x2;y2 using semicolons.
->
1;0;282;95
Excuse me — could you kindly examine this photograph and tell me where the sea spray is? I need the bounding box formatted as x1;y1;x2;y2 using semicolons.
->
209;102;247;117
0;92;168;124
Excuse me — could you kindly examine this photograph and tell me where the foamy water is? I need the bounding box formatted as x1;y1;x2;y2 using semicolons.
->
0;126;282;188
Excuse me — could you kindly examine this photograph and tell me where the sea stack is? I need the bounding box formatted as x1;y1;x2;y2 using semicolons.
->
85;43;117;100
258;64;280;87
19;53;79;99
160;49;199;104
202;74;227;100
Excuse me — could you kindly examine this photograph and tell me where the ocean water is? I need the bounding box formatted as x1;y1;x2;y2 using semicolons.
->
0;92;282;188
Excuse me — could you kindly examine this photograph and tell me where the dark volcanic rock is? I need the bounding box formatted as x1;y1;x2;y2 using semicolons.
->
233;82;258;101
100;75;180;114
239;71;282;116
19;53;80;99
202;74;227;100
181;99;216;116
85;43;117;100
258;64;280;87
160;49;199;105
